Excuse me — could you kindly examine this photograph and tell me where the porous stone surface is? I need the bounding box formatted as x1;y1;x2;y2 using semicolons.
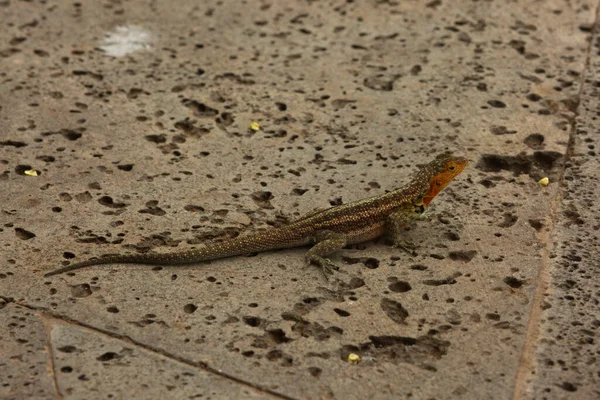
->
0;0;598;399
520;20;600;400
0;304;56;400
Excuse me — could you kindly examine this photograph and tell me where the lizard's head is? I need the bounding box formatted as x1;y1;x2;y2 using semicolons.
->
419;153;468;207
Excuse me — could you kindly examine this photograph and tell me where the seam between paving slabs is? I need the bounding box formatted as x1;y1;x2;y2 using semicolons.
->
511;2;600;399
1;297;297;400
41;316;64;400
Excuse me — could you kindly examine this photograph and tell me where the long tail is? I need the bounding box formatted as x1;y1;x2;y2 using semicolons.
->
44;228;309;277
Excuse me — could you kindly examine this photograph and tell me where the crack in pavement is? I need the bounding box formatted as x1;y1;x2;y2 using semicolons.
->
41;316;64;400
1;296;297;400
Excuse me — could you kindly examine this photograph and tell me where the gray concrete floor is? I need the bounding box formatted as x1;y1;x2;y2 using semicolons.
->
1;0;599;399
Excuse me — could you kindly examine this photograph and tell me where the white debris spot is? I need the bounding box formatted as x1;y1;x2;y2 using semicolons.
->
101;25;153;57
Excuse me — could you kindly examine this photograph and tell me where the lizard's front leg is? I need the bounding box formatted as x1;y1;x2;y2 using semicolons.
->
386;205;421;252
305;231;348;278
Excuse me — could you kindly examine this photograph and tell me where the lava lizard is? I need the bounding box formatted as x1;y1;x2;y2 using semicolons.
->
44;153;468;277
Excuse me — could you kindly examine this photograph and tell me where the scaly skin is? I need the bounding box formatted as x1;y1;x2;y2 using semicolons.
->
44;153;468;277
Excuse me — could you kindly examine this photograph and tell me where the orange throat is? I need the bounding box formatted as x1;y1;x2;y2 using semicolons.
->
422;184;439;207
422;175;450;207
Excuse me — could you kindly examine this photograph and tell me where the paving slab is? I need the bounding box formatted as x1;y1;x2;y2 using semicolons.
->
0;302;56;400
1;0;598;399
518;13;600;399
46;315;272;399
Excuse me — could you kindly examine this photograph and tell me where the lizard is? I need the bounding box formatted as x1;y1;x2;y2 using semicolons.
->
44;153;468;278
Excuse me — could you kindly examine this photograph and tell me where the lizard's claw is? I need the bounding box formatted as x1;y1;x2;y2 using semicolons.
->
305;254;339;280
417;210;431;220
391;239;418;254
319;258;339;279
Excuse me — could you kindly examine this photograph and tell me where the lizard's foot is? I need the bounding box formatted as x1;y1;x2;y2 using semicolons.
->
417;210;431;220
391;239;418;254
305;254;340;280
319;258;340;278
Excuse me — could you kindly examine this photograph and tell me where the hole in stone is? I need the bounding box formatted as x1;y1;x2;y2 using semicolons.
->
333;308;351;317
96;352;119;362
503;276;525;288
15;227;36;240
243;316;261;327
184;304;198;314
388;281;412;293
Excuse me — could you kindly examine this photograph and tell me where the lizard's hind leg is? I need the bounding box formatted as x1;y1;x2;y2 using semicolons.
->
305;231;347;278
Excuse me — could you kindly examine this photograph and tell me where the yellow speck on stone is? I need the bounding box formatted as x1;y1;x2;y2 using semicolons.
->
24;169;38;176
538;177;549;186
249;122;261;131
347;353;360;364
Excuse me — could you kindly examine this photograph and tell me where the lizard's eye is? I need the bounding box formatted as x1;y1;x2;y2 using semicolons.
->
448;165;455;171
